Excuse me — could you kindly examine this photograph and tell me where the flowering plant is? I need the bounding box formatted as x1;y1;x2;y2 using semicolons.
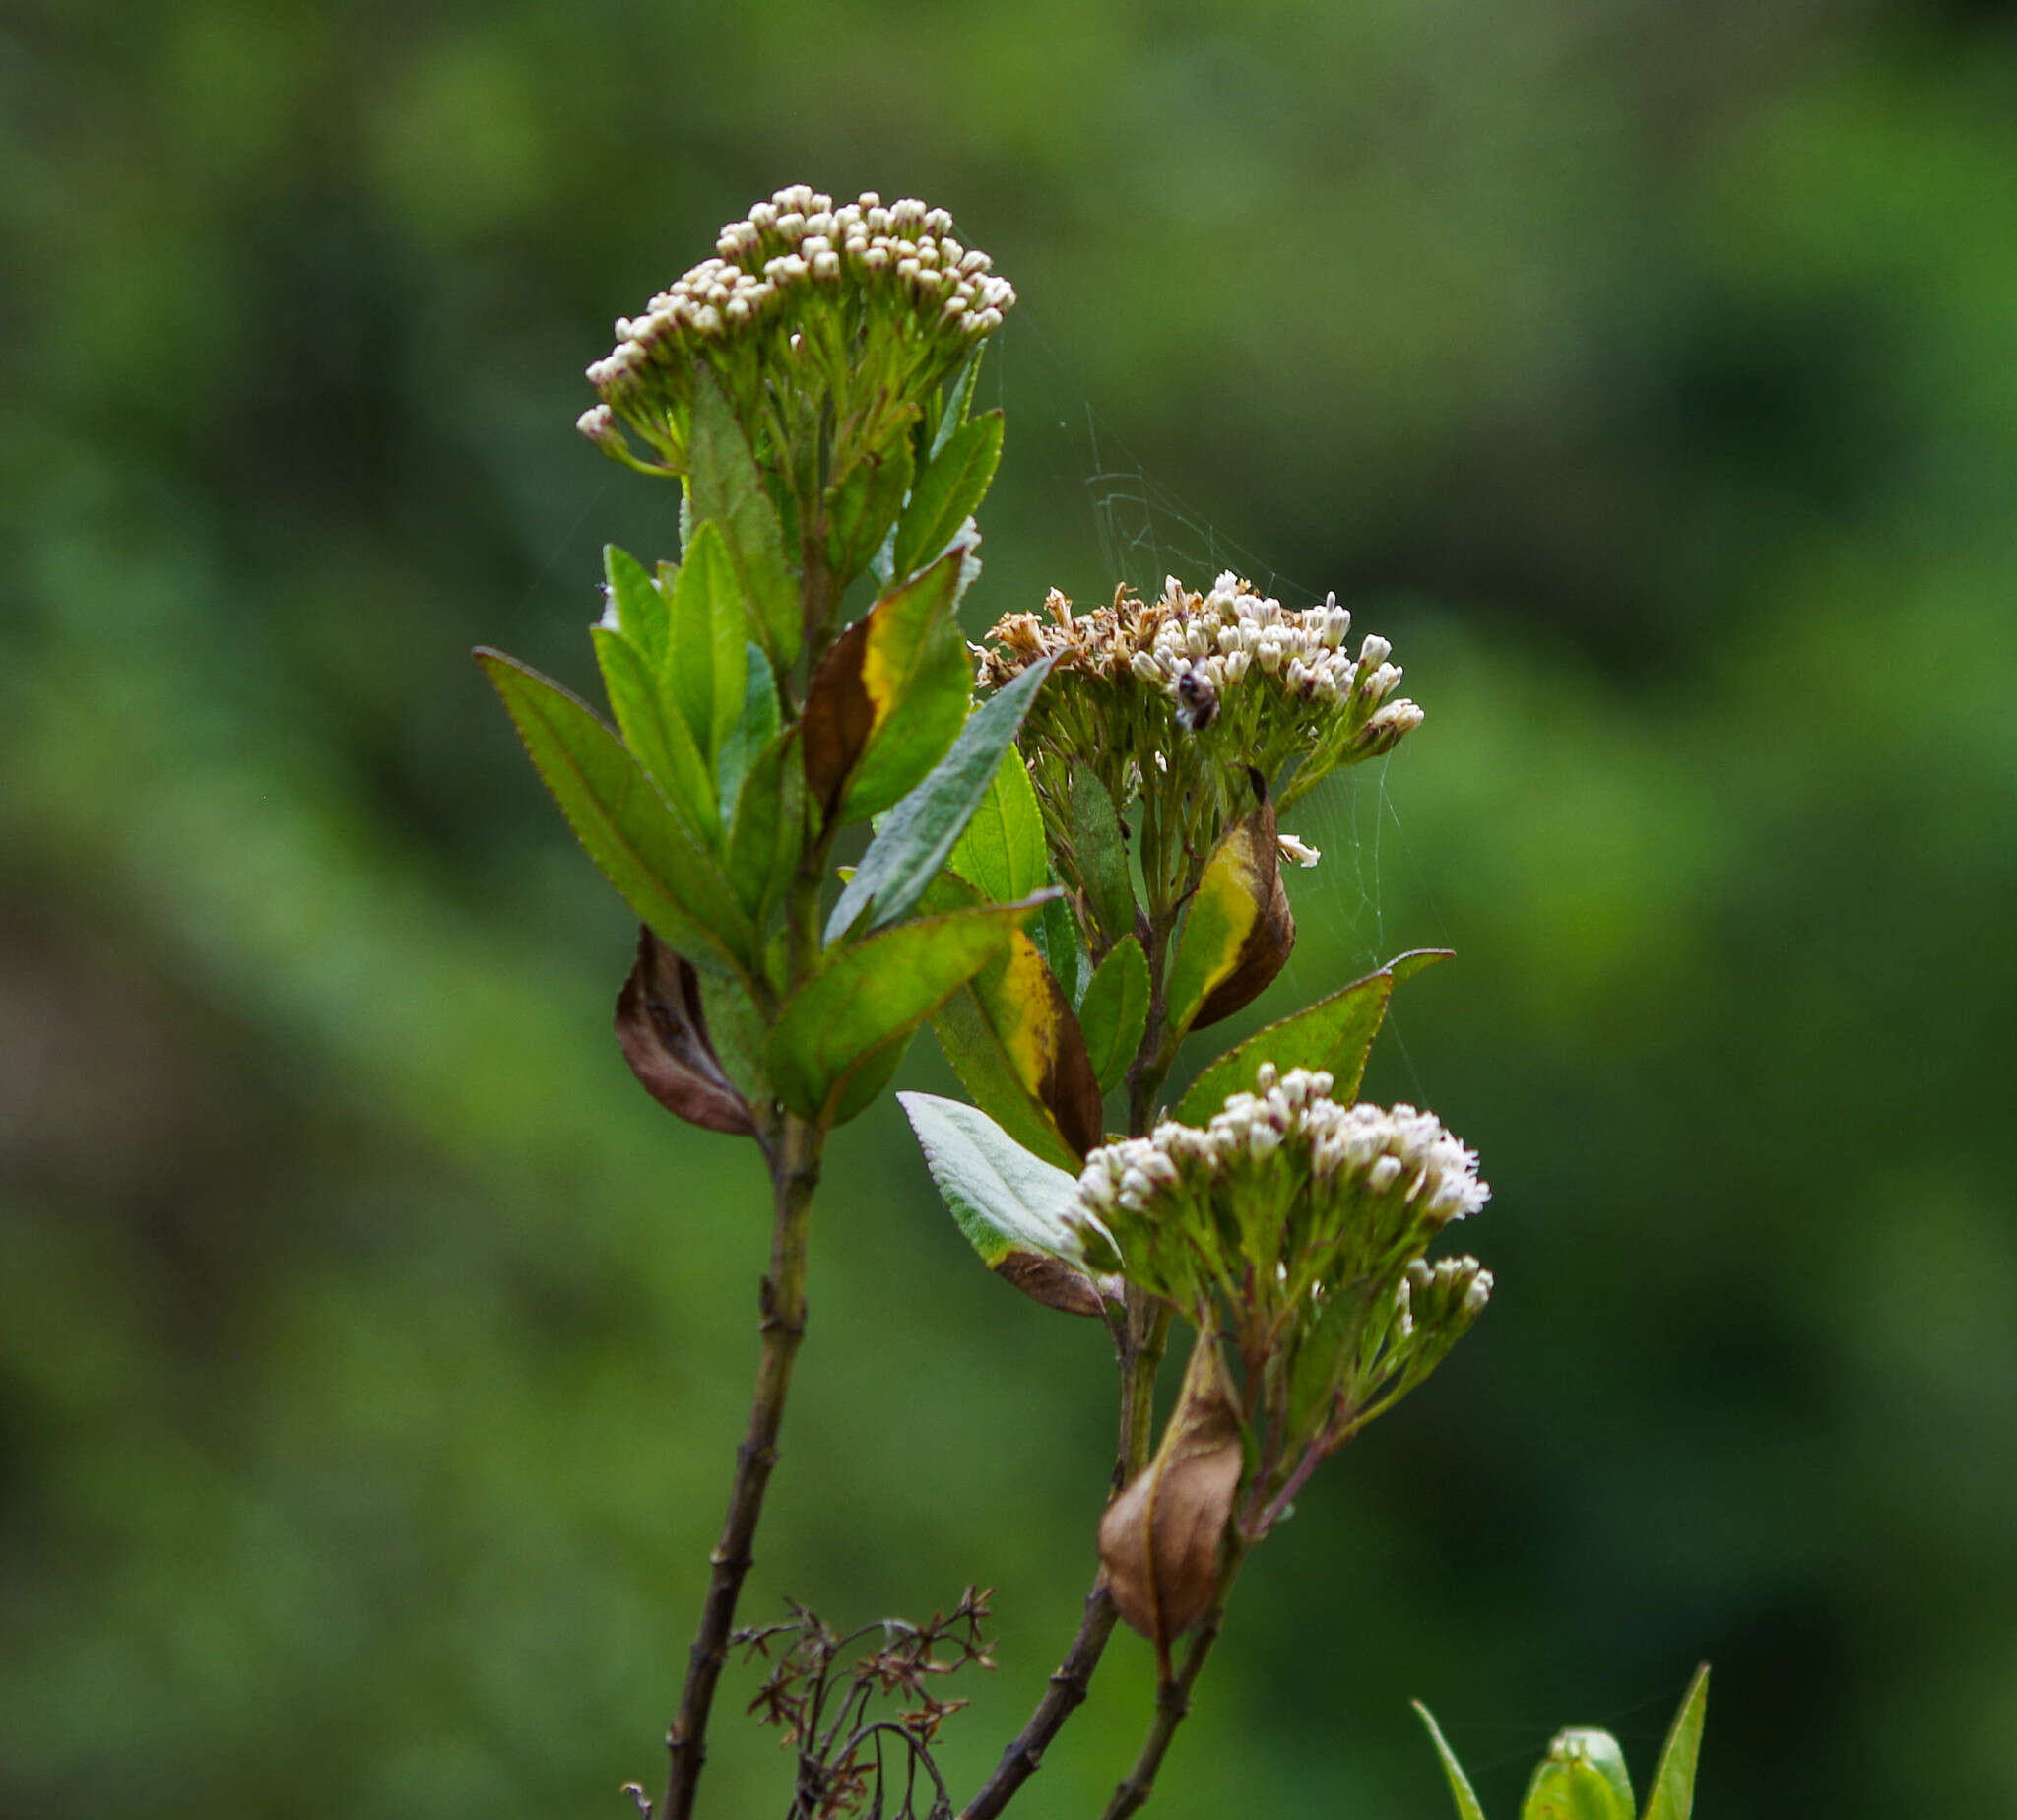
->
475;183;1700;1820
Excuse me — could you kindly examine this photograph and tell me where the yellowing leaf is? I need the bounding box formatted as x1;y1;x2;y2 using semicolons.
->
1164;771;1296;1038
801;547;971;826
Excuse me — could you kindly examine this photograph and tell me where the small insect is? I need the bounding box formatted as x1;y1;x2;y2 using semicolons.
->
1174;662;1220;732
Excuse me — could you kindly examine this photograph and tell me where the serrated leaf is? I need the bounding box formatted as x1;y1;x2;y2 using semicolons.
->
946;747;1047;904
1173;949;1452;1125
897;1091;1107;1316
727;726;805;928
686;370;800;666
1164;770;1295;1038
591;623;719;844
477;649;748;971
893;411;1004;581
929;346;984;462
717;641;779;814
768;898;1039;1127
696;966;770;1109
1069;768;1135;947
1643;1667;1709;1820
801;547;973;827
1035;890;1082;1007
1411;1704;1489;1820
1079;936;1150;1094
614;929;757;1137
666;522;748;765
602;545;669;673
825;657;1056;942
826;437;915;588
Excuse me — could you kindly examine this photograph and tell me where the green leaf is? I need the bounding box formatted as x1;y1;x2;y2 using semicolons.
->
696;966;771;1109
1411;1703;1489;1820
897;1091;1107;1316
1079;936;1150;1094
602;545;669;673
726;726;805;928
1522;1734;1634;1820
1035;888;1082;1006
769;898;1040;1126
1286;1275;1384;1438
825;657;1056;942
686;369;800;666
893;411;1004;581
717;640;779;814
665;522;748;765
477;649;748;972
801;547;973;827
1643;1667;1710;1820
947;747;1047;904
1069;768;1136;947
929;345;984;463
591;624;720;844
825;437;915;588
1173;949;1452;1125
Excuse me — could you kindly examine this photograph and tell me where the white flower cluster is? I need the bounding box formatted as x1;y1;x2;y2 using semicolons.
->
1399;1255;1496;1332
583;186;1014;409
1124;575;1416;730
1074;1064;1488;1232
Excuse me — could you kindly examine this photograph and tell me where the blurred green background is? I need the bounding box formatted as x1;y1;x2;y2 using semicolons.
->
5;0;2016;1815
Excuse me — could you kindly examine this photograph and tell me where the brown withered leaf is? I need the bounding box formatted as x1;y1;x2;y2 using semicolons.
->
995;1251;1106;1318
969;927;1105;1163
1193;768;1296;1029
1098;1330;1246;1670
614;927;759;1138
799;613;877;825
1028;957;1106;1162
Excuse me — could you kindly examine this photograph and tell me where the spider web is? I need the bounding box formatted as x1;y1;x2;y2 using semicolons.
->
984;305;1449;1074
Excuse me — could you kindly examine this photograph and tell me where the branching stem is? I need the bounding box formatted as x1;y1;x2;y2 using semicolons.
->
1098;1545;1245;1820
661;1112;822;1820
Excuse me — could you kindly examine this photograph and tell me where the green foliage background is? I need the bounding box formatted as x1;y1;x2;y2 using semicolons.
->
5;2;2014;1815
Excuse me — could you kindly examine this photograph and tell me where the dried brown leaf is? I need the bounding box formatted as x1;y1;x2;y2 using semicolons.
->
995;1251;1105;1318
799;612;877;824
613;928;758;1137
1097;1330;1245;1663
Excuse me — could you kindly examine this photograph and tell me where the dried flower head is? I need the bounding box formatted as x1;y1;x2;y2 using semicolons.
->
582;185;1014;478
1070;1065;1489;1518
981;574;1418;799
979;576;1422;944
